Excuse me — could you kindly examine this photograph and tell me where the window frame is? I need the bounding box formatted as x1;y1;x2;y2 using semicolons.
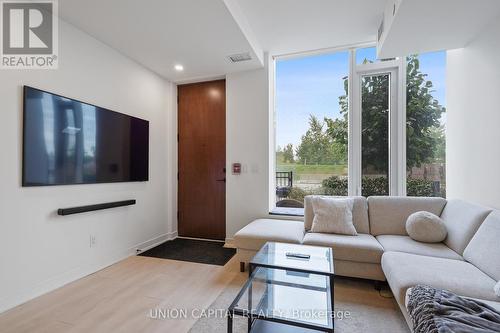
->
352;58;407;196
269;44;409;214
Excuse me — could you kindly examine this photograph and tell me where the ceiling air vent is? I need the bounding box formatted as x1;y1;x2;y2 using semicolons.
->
227;52;252;63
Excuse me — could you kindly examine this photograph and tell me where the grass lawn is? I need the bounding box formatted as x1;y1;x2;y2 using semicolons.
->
277;163;347;179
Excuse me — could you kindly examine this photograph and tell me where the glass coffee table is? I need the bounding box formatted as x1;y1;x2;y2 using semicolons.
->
228;242;334;332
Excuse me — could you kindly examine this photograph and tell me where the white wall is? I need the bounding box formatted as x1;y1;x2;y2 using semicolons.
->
225;57;302;241
225;66;270;240
0;20;176;313
446;16;500;209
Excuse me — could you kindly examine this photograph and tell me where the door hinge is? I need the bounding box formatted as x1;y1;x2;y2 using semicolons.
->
177;211;180;220
177;133;179;142
177;172;179;181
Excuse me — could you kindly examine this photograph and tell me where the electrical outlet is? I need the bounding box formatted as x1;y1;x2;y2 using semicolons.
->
90;235;96;248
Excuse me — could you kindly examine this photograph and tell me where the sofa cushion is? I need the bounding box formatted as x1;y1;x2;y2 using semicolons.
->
463;211;500;280
310;196;357;235
406;211;447;243
233;219;304;251
305;196;369;234
440;199;492;254
334;259;386;281
376;235;463;260
382;252;498;308
302;232;384;264
368;196;447;236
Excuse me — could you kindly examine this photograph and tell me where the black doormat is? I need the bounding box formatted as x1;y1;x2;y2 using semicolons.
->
138;238;236;266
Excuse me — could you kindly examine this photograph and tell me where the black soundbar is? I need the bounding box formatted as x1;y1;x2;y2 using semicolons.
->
57;200;136;216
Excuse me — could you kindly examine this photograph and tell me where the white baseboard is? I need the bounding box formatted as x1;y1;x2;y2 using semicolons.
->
0;231;178;314
136;231;178;253
224;237;236;248
177;236;225;243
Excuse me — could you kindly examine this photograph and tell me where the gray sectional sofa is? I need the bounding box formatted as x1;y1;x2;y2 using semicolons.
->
232;196;500;329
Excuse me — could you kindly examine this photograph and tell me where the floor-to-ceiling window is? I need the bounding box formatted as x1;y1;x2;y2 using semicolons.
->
360;73;390;196
274;51;349;208
272;47;446;212
406;52;446;197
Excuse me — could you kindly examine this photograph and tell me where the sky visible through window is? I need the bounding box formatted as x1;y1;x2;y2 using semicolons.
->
276;51;348;149
275;48;446;149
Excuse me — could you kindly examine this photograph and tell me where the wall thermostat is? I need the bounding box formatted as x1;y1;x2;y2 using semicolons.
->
232;163;241;175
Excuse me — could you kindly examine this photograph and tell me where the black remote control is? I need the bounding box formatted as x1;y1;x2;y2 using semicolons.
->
286;252;311;260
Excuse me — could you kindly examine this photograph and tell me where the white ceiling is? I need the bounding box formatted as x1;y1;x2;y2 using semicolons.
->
59;0;387;82
59;0;263;83
58;0;500;83
235;0;386;56
378;0;500;58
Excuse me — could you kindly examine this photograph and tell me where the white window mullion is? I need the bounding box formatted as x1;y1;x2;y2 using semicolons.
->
388;68;399;196
397;57;407;196
348;49;361;196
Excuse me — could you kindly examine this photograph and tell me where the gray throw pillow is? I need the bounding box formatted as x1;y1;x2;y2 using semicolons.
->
406;211;447;243
310;196;357;235
495;281;500;297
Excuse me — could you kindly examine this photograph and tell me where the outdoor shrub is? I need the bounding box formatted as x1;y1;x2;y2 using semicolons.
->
406;178;436;197
287;187;309;202
321;177;348;196
321;176;443;197
361;177;389;196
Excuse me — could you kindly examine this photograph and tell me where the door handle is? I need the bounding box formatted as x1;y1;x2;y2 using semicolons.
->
216;178;226;182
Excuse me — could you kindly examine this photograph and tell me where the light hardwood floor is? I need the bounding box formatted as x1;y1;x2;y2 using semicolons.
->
0;255;240;333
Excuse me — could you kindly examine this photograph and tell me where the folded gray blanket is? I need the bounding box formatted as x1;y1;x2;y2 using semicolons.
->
407;285;500;333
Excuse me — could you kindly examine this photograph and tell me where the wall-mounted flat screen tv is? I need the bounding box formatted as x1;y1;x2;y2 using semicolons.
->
23;86;149;186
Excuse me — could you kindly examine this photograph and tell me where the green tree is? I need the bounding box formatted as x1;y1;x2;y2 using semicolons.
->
276;145;284;163
296;115;346;164
326;73;390;173
282;143;295;163
406;55;446;168
325;77;348;152
329;55;445;170
360;74;389;173
296;115;329;164
429;124;445;162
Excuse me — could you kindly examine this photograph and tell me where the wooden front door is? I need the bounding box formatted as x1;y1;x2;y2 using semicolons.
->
178;80;226;240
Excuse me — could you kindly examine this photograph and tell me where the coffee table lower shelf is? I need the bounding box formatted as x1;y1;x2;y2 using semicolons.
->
250;319;324;333
228;243;335;333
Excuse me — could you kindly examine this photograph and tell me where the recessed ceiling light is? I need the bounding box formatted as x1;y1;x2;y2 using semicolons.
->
174;64;184;71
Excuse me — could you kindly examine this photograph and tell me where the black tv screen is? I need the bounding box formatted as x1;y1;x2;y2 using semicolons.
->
23;86;149;186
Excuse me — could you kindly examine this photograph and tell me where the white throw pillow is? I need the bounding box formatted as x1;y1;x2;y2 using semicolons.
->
310;196;357;235
406;211;447;243
495;281;500;297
